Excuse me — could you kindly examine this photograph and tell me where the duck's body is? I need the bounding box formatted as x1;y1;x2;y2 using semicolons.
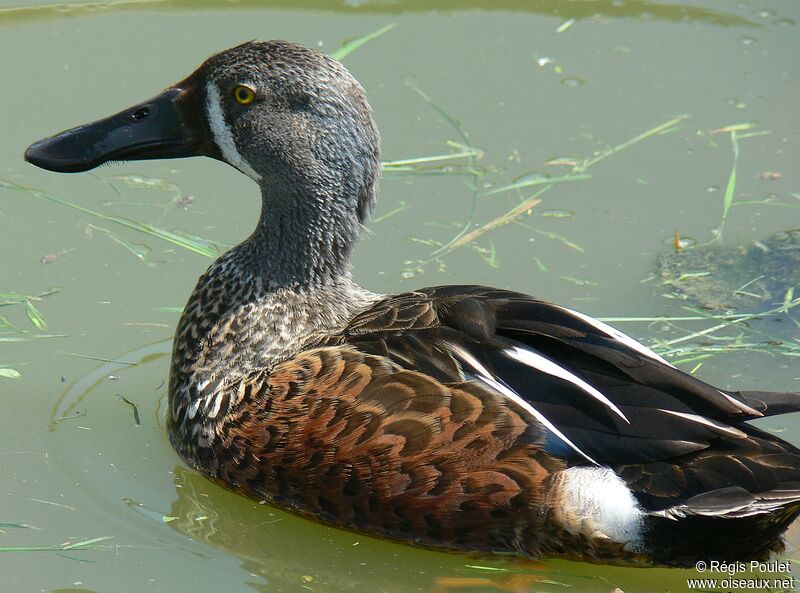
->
26;40;800;567
168;263;800;565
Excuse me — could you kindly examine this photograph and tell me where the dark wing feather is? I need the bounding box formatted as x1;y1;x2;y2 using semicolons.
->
340;285;800;513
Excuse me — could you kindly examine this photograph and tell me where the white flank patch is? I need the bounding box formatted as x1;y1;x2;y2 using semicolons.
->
205;82;262;182
187;399;201;420
504;345;629;424
559;466;644;545
557;305;674;367
446;342;598;465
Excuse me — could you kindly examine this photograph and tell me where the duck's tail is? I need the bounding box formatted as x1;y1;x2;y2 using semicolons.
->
633;415;800;567
645;501;800;566
736;390;800;417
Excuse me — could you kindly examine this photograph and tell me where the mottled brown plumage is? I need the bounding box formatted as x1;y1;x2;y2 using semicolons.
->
25;40;800;567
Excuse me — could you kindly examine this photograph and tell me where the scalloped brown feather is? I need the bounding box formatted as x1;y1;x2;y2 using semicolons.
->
194;345;577;557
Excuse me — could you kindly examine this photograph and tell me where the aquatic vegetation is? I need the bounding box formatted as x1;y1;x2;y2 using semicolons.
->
659;230;800;313
330;23;395;60
0;535;112;553
606;295;800;366
401;113;690;276
0;288;61;378
708;123;773;243
0;178;225;259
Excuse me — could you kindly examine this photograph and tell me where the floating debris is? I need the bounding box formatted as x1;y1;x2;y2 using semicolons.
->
540;209;574;218
177;195;195;209
665;232;697;251
556;18;576;33
116;394;141;426
544;156;581;167
560;77;585;88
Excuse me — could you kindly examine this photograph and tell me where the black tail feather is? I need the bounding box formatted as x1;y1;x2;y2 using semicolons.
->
644;503;800;566
737;391;800;417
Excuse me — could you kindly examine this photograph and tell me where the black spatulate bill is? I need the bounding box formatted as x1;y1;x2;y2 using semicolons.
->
25;88;207;173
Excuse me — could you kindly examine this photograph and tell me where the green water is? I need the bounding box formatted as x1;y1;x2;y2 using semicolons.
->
1;1;799;592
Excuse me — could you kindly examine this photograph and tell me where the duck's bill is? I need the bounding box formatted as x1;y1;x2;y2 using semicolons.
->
25;88;209;173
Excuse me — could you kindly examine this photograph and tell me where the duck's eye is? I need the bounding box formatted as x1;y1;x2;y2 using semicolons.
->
233;85;256;105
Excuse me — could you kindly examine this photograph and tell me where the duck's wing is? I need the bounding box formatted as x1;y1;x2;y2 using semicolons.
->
217;345;567;555
339;285;800;515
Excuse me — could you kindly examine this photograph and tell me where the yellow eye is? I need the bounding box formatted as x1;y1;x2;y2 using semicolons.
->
233;85;256;105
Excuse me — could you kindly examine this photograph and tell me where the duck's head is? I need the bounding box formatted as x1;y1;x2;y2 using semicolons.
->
26;40;381;226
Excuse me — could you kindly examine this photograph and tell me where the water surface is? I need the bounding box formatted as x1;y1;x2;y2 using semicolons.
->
1;1;799;592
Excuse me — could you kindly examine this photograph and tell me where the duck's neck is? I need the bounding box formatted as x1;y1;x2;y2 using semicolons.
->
234;180;362;289
168;183;378;460
171;182;375;389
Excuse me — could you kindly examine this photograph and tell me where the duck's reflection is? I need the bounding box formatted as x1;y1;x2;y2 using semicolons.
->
165;466;480;593
162;466;800;593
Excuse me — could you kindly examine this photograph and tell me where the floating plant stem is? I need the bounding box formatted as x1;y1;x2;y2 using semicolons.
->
0;288;60;343
0;368;21;379
420;114;691;267
404;79;484;260
0;178;224;258
382;147;482;176
486;173;591;196
716;127;740;243
0;535;112;553
578;114;690;172
440;193;545;255
606;296;800;362
701;123;773;244
331;23;396;61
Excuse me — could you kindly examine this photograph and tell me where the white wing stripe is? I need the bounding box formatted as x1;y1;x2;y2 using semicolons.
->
446;342;599;465
719;391;763;417
557;305;674;367
658;409;747;438
505;345;629;424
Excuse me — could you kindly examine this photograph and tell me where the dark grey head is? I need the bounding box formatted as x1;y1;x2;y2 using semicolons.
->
196;41;381;226
26;41;382;286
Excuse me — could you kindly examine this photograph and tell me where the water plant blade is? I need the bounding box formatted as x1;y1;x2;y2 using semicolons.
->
0;178;222;258
0;535;112;552
717;129;740;241
0;368;21;379
486;173;591;196
331;24;396;61
25;301;47;330
579;114;690;172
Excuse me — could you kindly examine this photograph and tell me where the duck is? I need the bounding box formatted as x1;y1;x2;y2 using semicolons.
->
25;40;800;567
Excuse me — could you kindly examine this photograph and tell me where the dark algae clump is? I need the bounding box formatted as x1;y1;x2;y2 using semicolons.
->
659;230;800;313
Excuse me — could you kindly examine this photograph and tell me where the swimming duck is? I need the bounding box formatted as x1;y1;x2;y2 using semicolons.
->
25;40;800;567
